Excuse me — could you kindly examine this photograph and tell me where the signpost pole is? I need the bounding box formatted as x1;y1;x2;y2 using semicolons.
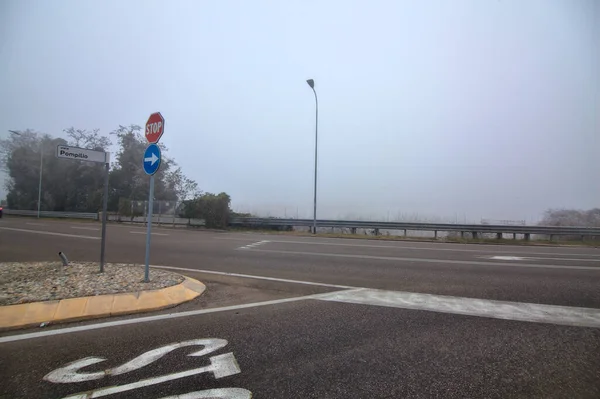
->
56;145;110;273
143;112;164;283
100;160;109;273
144;175;155;282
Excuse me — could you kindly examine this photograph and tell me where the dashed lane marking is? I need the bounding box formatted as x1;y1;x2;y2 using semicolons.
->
0;227;99;240
241;248;600;271
238;240;270;250
71;226;100;231
487;256;526;261
130;231;169;236
214;236;600;257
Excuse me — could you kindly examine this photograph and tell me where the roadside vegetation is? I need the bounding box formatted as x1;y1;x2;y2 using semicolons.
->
0;127;232;228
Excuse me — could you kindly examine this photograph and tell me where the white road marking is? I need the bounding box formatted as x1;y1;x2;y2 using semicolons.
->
215;236;600;257
25;222;47;226
238;240;270;250
242;248;600;271
60;352;242;399
489;256;526;261
318;288;600;328
130;231;169;236
45;338;228;383
0;227;100;240
71;226;100;231
482;255;600;262
159;388;252;399
152;265;355;289
0;291;351;343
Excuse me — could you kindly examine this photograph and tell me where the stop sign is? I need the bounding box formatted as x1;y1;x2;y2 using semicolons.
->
145;112;165;144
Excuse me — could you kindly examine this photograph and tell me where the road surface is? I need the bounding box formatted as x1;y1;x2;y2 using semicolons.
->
1;217;599;398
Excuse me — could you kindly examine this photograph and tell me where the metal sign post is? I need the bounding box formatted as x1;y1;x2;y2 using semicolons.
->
142;114;164;282
99;160;109;273
144;175;155;282
56;145;110;273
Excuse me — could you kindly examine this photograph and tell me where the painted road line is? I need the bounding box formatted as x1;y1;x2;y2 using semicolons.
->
152;265;356;289
0;291;358;343
214;236;600;258
488;256;526;261
242;248;600;271
317;288;600;328
130;231;169;236
25;222;47;226
0;227;100;240
158;389;252;399
238;240;270;250
481;255;600;262
71;226;100;231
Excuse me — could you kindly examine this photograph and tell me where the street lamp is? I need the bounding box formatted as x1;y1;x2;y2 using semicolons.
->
8;130;43;218
306;79;318;234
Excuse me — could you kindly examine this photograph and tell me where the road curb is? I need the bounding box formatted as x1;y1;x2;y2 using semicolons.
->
0;276;206;331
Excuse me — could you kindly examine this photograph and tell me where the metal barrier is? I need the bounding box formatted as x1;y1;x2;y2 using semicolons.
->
229;217;600;238
4;210;598;238
3;209;98;220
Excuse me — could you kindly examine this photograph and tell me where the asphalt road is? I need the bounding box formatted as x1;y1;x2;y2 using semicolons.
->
1;217;600;398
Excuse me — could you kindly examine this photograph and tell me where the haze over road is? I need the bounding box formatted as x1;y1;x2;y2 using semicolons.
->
1;217;600;398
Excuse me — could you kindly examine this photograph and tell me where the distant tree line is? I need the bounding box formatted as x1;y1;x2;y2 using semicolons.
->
539;208;600;227
0;126;234;228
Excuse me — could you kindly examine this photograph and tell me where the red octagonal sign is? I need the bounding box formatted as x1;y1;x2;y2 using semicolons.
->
145;112;165;144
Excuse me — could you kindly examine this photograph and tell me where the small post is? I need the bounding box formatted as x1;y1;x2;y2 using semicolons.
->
434;230;438;239
58;251;69;266
513;233;517;239
524;233;530;241
144;176;155;282
549;234;553;242
472;231;478;239
460;231;464;238
99;160;109;273
404;229;407;237
173;200;177;228
496;232;502;240
351;227;356;234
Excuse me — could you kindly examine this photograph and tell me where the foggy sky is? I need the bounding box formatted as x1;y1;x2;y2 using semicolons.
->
1;0;598;223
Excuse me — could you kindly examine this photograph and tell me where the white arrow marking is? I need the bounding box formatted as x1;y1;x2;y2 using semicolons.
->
59;353;242;399
44;339;228;383
144;152;159;165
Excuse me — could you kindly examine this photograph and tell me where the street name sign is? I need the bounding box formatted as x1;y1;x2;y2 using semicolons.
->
56;145;108;163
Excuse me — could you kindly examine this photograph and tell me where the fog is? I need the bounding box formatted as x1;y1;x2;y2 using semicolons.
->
1;0;598;223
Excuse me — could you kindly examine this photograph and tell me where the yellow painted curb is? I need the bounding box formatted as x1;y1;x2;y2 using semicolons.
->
0;276;206;331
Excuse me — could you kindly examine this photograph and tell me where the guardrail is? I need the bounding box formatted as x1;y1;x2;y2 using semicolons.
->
3;209;205;226
229;217;600;240
4;210;599;240
3;209;99;220
107;214;205;226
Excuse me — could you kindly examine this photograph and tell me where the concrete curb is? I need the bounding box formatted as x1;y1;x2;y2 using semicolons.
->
0;276;206;331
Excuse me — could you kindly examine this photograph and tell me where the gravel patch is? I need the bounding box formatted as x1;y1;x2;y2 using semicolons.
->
0;262;185;306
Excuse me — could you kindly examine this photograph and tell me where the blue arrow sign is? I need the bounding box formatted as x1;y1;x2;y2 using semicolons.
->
143;144;161;175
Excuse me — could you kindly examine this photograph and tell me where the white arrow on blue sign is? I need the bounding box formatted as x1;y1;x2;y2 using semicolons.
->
143;144;161;175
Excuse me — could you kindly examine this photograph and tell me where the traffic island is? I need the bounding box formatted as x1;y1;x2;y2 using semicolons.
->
0;262;206;331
